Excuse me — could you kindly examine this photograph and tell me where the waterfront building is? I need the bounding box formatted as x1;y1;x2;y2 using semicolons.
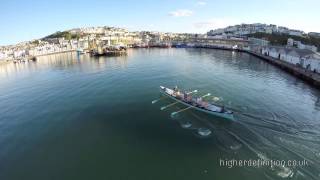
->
186;37;249;49
0;51;8;60
13;49;26;59
262;46;320;73
249;37;270;46
287;38;318;52
298;43;318;52
287;38;294;46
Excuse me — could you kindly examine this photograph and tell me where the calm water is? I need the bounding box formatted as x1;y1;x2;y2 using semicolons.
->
0;48;320;180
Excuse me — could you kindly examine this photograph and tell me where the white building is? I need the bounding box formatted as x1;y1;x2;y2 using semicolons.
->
13;49;26;58
287;38;294;46
0;51;8;60
287;38;317;52
262;46;320;73
298;43;317;52
288;30;304;37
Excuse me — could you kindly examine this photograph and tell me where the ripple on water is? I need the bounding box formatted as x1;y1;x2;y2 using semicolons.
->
1;49;320;180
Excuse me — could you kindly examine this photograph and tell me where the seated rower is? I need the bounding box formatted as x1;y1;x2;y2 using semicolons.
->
202;101;208;109
183;91;188;100
220;106;225;113
196;97;203;105
186;95;192;102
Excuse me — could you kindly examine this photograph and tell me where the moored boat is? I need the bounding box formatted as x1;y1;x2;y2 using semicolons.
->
160;86;235;121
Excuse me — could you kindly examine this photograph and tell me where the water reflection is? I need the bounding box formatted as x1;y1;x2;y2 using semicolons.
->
0;51;130;79
0;48;320;180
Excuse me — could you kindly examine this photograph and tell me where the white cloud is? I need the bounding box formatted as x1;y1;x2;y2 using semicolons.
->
169;9;193;17
196;1;207;6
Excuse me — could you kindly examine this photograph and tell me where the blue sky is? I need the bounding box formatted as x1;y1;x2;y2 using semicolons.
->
1;0;319;45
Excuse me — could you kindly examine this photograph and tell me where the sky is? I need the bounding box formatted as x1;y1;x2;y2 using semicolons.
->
1;0;319;45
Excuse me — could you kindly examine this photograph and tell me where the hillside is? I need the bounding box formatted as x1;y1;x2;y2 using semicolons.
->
43;31;81;40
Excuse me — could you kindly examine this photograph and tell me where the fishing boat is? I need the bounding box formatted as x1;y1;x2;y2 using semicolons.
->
159;86;235;121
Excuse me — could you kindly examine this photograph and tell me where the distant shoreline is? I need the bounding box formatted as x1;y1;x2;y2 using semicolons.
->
0;60;10;65
1;47;320;89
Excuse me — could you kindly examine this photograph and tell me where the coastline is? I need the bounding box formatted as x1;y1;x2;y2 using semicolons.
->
190;45;320;89
31;49;78;58
1;47;320;89
0;59;11;65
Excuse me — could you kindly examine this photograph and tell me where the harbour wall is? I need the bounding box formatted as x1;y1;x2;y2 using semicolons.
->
187;45;320;88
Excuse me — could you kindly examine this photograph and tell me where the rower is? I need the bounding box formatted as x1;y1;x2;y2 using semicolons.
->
220;106;225;113
186;94;192;103
183;91;187;100
196;97;202;104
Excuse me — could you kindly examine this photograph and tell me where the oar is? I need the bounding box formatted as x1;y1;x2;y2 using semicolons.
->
201;93;211;98
187;90;198;95
160;102;179;110
212;96;220;102
171;106;192;117
152;96;166;104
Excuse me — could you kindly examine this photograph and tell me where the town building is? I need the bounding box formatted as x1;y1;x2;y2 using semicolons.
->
287;38;317;52
208;24;305;37
308;32;320;38
262;46;320;73
249;37;270;46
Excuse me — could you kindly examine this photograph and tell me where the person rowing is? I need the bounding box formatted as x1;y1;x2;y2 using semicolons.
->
183;91;187;100
158;86;235;121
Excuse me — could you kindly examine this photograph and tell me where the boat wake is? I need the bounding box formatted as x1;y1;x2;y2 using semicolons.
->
174;100;320;179
154;91;320;179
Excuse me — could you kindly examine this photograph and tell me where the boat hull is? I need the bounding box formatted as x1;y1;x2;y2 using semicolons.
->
160;86;235;121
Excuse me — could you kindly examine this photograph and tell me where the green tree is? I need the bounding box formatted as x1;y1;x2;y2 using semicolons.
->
65;33;72;40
